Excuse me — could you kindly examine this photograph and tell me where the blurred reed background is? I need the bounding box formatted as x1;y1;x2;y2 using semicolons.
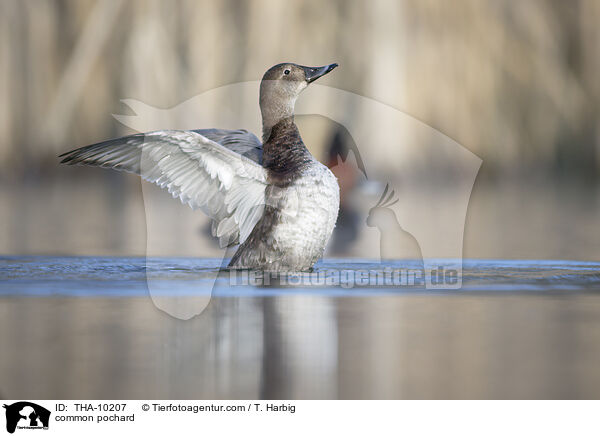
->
1;0;599;259
2;0;600;401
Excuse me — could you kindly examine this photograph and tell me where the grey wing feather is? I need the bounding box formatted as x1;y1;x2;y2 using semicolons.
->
192;129;263;164
60;130;267;247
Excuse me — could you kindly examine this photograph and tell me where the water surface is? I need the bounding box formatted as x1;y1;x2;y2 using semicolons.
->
2;256;599;295
1;256;600;399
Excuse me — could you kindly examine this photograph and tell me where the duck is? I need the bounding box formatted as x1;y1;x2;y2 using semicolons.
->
60;63;340;272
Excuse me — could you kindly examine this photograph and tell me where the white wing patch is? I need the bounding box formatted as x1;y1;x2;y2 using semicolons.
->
61;130;268;247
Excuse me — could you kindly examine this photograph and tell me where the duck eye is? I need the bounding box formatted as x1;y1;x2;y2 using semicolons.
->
284;69;290;75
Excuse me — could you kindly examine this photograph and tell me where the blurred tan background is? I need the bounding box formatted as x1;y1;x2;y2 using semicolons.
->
1;0;599;259
1;1;600;401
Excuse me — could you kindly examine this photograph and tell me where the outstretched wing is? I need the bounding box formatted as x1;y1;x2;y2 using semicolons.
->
60;130;267;247
193;128;263;164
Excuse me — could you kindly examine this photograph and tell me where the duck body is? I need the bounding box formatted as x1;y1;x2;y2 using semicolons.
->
229;118;339;271
60;62;340;272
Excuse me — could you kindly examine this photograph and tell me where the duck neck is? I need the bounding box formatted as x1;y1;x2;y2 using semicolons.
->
262;117;312;184
260;96;297;143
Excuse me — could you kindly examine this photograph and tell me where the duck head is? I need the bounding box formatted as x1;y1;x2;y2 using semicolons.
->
260;62;338;140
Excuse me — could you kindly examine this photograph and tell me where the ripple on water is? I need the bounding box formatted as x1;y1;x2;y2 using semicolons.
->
0;256;599;296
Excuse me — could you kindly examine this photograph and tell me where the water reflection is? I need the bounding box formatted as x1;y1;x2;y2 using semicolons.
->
1;290;600;399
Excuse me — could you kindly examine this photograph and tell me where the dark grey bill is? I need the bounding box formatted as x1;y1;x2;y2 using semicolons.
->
304;63;338;83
